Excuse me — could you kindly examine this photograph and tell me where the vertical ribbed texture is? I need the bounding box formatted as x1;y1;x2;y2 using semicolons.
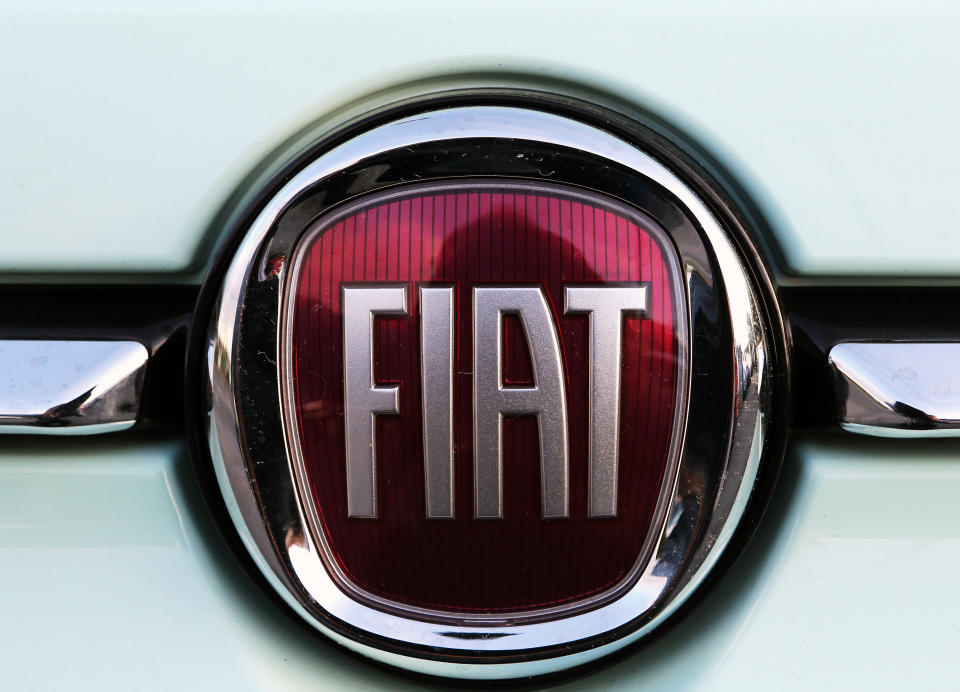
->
292;186;680;613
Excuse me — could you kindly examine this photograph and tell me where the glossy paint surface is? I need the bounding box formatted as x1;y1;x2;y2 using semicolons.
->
1;433;957;688
2;1;960;278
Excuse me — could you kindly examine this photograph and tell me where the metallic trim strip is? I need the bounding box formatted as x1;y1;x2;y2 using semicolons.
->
830;342;960;437
0;339;147;435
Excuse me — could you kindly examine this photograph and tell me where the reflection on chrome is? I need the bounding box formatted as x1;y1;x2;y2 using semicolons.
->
0;339;147;435
830;342;960;437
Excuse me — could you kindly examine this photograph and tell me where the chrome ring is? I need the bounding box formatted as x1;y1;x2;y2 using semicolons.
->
198;101;781;680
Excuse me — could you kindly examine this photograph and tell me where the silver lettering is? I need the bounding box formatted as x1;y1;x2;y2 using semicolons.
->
473;286;570;519
340;283;642;521
342;285;408;518
420;286;455;519
564;285;648;517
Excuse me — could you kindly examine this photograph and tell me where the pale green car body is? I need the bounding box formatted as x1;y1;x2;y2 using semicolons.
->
2;2;958;688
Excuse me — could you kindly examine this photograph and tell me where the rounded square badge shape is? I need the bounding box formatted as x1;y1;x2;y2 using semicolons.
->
284;182;684;618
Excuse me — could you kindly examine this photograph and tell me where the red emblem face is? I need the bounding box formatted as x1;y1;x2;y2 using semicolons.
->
286;182;684;616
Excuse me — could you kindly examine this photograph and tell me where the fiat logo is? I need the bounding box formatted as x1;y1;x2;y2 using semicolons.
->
191;96;787;680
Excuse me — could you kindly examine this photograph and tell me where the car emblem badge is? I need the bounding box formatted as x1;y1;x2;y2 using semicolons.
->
189;93;788;680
